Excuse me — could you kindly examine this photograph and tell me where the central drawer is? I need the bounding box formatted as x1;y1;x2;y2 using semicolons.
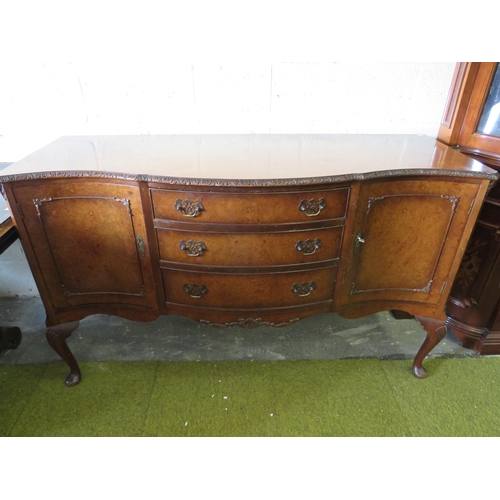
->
151;187;349;224
157;226;343;266
163;266;337;309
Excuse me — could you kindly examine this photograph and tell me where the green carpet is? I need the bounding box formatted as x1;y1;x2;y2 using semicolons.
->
2;357;500;436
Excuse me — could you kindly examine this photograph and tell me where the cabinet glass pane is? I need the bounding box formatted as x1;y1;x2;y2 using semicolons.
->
476;63;500;137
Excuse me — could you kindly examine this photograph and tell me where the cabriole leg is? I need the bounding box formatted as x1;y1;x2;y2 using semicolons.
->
412;316;447;378
46;321;81;387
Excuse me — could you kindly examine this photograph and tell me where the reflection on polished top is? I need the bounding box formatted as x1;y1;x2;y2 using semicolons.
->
0;134;498;185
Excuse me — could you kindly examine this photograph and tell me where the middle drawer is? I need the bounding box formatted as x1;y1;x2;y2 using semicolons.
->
157;226;343;267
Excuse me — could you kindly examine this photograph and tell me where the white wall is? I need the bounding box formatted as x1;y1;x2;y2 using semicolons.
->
1;62;454;161
0;61;456;296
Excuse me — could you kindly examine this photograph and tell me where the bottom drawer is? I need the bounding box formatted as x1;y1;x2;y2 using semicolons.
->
163;266;337;309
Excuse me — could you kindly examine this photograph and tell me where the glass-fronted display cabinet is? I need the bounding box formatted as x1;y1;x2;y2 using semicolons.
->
439;62;500;354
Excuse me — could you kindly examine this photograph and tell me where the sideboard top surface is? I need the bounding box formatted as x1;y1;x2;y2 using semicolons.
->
1;134;497;186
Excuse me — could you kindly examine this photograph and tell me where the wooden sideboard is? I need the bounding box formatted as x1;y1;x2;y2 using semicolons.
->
0;135;497;386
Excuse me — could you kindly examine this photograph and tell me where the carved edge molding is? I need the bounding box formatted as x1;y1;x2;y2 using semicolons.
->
1;168;498;186
366;194;460;214
34;195;132;216
200;317;300;328
350;280;434;296
60;284;147;298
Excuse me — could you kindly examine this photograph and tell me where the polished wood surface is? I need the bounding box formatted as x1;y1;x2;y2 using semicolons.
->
157;226;343;267
340;179;481;311
0;135;495;182
438;62;500;354
438;62;500;156
151;186;350;224
1;135;497;385
457;63;500;153
11;180;158;313
438;62;481;145
163;266;337;309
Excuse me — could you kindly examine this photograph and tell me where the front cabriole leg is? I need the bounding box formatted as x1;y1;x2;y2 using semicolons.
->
46;321;81;387
412;316;448;378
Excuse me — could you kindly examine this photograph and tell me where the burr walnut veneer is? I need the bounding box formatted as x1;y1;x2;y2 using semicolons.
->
0;135;497;386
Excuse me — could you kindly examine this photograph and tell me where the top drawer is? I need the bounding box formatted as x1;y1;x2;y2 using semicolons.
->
151;187;350;224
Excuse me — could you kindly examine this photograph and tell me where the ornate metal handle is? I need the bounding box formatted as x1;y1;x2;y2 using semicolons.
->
137;235;146;257
183;283;208;298
295;238;322;256
291;281;316;297
354;233;365;254
179;239;207;257
298;198;326;217
174;198;205;218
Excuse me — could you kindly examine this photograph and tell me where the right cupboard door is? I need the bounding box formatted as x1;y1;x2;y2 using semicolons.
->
340;179;481;312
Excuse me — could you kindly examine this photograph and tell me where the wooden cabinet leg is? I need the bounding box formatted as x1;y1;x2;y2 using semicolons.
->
46;321;81;387
412;316;447;378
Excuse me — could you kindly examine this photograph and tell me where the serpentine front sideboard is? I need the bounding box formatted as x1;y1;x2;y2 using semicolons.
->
0;135;497;386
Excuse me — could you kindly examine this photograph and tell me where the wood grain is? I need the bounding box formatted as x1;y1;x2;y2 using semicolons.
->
1;135;497;384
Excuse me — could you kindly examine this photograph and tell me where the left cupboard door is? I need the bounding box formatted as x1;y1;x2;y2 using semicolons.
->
9;180;159;314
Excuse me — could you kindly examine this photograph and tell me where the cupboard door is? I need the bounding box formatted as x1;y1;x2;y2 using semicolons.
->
12;180;158;311
341;179;480;309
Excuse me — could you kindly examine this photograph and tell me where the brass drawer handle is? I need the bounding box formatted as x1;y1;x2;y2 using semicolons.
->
295;238;322;256
179;239;207;257
174;198;205;218
291;281;316;297
183;283;208;298
298;198;326;217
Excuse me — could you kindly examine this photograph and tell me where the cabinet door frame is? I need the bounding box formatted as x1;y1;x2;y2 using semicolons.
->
32;194;148;299
338;177;487;318
5;178;160;323
349;191;459;297
439;62;500;154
